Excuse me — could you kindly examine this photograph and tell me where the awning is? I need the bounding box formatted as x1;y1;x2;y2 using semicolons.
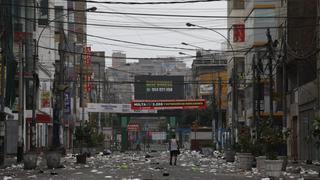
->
27;113;52;124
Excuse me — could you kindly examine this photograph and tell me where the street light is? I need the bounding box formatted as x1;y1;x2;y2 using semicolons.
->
178;52;193;56
186;22;237;150
30;7;97;150
181;42;203;49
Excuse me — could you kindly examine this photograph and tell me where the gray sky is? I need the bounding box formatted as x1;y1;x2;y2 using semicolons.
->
87;1;227;67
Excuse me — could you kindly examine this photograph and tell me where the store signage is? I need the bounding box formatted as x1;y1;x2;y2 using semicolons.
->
131;99;207;110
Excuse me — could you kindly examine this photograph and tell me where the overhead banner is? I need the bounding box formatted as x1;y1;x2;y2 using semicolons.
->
131;99;207;110
86;103;157;114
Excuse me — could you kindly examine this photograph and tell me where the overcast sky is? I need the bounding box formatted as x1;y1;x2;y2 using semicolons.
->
87;1;227;67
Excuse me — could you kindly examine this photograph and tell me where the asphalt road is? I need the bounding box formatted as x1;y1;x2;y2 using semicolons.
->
0;151;259;180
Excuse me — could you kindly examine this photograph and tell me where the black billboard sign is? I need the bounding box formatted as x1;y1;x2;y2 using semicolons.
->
134;75;184;100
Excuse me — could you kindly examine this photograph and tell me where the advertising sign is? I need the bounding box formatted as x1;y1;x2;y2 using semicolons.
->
199;84;213;95
131;99;207;110
64;92;71;114
86;103;158;114
134;75;184;100
152;132;167;140
233;24;245;42
41;91;50;108
83;46;92;93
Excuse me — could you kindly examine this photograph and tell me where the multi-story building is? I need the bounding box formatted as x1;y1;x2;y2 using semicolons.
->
226;0;246;135
91;51;106;103
227;0;320;161
112;51;126;68
284;0;319;161
227;0;284;145
108;56;189;104
0;0;91;155
190;50;228;147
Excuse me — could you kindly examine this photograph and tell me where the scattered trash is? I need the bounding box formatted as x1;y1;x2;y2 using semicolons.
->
3;176;13;180
163;172;169;176
90;169;98;173
27;175;37;179
120;164;128;169
103;149;112;156
50;171;58;175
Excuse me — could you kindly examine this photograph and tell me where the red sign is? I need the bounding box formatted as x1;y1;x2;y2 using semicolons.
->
26;113;52;124
14;32;32;42
233;24;245;42
127;124;140;131
83;46;92;92
131;99;207;110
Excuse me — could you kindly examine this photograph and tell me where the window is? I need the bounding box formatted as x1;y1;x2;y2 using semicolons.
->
54;6;64;32
38;0;49;25
233;0;244;9
235;57;245;74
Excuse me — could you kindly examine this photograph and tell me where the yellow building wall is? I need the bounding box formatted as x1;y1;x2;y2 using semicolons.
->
198;70;228;109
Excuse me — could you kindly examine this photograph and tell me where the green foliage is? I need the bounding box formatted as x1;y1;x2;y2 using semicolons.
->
74;122;105;147
237;126;253;153
312;117;320;148
259;119;289;160
251;141;265;157
180;105;214;127
201;142;214;148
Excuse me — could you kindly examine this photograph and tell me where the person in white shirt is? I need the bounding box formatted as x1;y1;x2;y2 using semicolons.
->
168;134;179;165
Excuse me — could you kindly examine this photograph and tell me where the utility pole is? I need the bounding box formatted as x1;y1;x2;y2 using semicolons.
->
282;32;287;131
0;12;5;165
256;52;262;139
79;48;84;122
252;55;256;141
211;80;216;149
103;70;107;126
17;41;24;162
217;77;222;150
73;43;77;119
231;63;238;145
97;63;101;132
266;28;274;124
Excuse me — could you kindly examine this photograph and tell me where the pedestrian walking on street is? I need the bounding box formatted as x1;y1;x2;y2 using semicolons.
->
168;134;180;165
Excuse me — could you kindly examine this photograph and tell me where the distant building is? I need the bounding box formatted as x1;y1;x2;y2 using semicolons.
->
91;51;106;103
107;57;190;104
112;51;126;67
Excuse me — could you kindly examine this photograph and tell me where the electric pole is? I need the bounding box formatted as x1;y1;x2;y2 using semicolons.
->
17;41;24;162
266;28;274;124
217;76;222;150
256;52;262;139
211;80;216;149
252;55;256;141
231;63;238;145
282;32;287;131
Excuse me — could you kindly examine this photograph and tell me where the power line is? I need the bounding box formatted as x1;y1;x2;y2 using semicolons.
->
4;4;319;19
71;0;218;5
12;15;320;31
14;15;257;54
